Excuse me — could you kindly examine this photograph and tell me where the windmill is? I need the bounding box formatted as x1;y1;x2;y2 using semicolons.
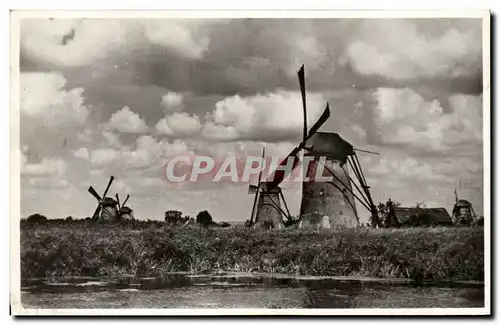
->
452;180;477;225
88;176;119;222
248;65;331;229
115;193;134;220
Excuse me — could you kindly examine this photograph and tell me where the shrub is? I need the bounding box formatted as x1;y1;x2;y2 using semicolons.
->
196;210;213;226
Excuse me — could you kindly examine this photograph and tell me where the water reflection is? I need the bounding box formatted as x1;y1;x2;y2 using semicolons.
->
21;274;485;309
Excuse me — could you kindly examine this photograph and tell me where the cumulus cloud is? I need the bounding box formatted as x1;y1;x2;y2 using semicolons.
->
21;157;67;177
370;156;451;183
20;72;89;127
344;20;481;80
21;19;131;67
101;130;122;148
371;88;482;152
156;112;201;136
201;91;327;142
73;147;90;160
143;20;211;59
29;177;70;189
90;148;121;168
106;106;148;134
161;91;185;112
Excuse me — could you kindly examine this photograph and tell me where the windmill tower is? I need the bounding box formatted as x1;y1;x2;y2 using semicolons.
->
299;133;379;229
248;146;290;229
248;65;331;229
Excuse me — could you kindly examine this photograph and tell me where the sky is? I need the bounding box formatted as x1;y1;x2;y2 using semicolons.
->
18;18;485;223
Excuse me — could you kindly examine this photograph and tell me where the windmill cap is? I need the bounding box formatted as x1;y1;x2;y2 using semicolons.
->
101;197;118;206
455;199;473;207
120;206;133;213
304;132;354;160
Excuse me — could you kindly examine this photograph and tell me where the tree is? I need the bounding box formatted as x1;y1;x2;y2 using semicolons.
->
26;213;48;224
376;198;401;228
196;210;213;226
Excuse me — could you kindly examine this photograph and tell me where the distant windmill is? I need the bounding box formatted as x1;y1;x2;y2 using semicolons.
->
452;180;477;225
88;176;119;222
116;193;134;220
248;65;331;229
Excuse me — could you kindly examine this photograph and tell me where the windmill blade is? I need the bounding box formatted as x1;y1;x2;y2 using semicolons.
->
298;65;307;143
122;194;130;208
307;103;330;139
101;176;115;199
354;148;380;156
249;146;266;224
264;103;330;189
91;205;102;221
88;186;102;202
257;146;266;185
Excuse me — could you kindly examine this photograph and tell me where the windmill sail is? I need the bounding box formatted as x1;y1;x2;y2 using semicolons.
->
249;146;265;223
298;65;307;142
264;104;330;189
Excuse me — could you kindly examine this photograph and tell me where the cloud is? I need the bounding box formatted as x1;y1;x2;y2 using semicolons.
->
20;72;89;127
21;157;67;177
371;88;482;153
73;147;90;160
143;20;211;59
343;19;482;80
156;112;201;136
101;130;123;148
161;91;185;112
21;19;131;67
370;156;451;183
90;148;121;168
106;106;149;134
29;177;70;189
201;90;327;142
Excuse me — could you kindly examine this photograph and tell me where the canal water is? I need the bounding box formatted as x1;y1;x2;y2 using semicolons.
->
21;273;484;309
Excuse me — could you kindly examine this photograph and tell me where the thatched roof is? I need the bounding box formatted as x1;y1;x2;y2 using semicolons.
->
101;197;118;206
120;206;133;214
305;132;354;163
454;199;473;208
394;207;453;225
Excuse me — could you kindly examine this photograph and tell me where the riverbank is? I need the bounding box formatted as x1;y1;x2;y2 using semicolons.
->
20;221;484;281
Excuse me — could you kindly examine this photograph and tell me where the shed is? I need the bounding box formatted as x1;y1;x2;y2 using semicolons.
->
394;207;453;226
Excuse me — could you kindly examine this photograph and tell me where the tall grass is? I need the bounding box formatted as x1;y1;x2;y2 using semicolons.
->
20;221;484;281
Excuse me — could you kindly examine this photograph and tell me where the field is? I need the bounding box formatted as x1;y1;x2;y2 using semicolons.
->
20;220;484;282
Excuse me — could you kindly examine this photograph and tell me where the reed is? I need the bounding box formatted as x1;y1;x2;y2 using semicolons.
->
20;220;484;281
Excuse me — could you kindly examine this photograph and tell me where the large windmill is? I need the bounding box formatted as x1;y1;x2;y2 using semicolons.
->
248;65;380;229
88;176;119;222
248;65;331;229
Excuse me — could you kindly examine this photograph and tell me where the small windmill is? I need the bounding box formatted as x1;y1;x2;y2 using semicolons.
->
88;176;119;222
248;65;331;229
115;193;134;220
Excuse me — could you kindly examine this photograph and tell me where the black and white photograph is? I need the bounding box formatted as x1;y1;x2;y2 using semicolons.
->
9;10;490;315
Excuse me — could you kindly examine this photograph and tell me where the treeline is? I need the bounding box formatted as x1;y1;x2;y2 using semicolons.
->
21;210;232;229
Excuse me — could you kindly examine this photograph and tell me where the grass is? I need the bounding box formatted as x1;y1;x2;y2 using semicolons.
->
20;219;484;282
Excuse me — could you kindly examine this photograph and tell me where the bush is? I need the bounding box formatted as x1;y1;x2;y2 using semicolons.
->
196;210;213;226
26;213;48;224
